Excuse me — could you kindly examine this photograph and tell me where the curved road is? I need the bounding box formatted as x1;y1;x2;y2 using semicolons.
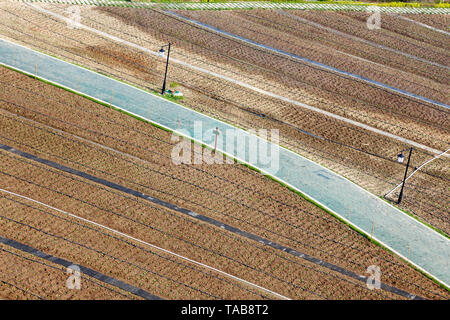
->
0;38;448;288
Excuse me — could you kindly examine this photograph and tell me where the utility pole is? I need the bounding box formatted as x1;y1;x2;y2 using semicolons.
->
397;147;413;205
160;43;171;95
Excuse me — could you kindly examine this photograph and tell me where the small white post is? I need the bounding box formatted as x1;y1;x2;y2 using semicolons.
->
371;221;374;241
212;127;220;154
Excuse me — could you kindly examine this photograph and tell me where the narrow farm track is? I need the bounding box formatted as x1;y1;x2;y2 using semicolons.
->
268;10;449;82
399;14;450;36
0;72;448;299
0;77;447;235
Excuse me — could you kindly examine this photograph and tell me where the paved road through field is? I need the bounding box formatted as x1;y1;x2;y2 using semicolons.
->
0;38;448;287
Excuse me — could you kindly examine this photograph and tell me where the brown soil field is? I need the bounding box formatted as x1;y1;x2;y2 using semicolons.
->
0;67;448;299
0;2;447;236
0;242;135;300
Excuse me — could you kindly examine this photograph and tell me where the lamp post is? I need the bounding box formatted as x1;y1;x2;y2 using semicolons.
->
158;43;171;95
396;147;413;205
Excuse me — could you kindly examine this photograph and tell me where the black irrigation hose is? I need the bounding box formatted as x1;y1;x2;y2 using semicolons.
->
0;142;431;300
1;6;446;296
0;114;442;298
0;147;399;274
0;98;353;231
0;162;398;301
0;121;443;299
0;246;136;300
0;279;44;300
0;214;225;300
0;136;387;281
0;32;446;185
0;91;446;246
1;7;446;243
0;174;329;300
2;96;447;222
0;151;444;300
2;93;448;243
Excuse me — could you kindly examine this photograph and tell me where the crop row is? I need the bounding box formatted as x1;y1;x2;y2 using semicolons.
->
0;21;446;238
161;8;449;113
0;131;394;300
403;13;449;32
3;3;448;153
340;11;450;52
180;8;448;99
1;147;407;299
1;3;448;290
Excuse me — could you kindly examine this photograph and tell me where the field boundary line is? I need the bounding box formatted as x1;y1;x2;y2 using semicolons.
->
0;235;162;300
17;5;450;157
0;144;427;299
0;186;291;300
